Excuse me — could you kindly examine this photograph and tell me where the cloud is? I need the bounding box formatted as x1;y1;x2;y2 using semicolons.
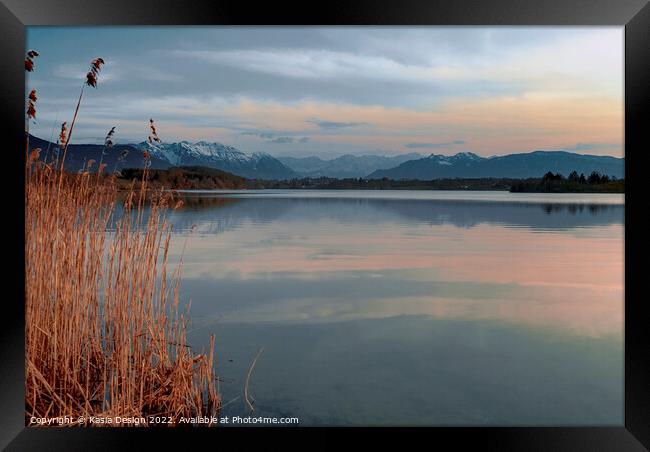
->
242;130;310;144
404;140;465;149
172;49;417;81
310;120;368;129
271;137;293;144
242;131;275;139
171;28;621;99
28;90;622;157
270;136;310;144
53;63;119;83
53;60;183;84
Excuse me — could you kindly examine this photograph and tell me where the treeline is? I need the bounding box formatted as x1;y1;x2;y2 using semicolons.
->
510;171;624;193
114;166;624;193
117;166;248;190
254;177;519;190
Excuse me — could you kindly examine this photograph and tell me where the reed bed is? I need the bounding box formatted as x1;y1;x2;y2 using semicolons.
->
25;162;220;426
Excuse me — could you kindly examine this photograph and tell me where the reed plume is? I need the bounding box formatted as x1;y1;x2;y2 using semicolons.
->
26;90;37;120
26;90;38;159
112;149;129;176
97;126;116;179
85;58;105;88
144;118;161;170
148;118;161;144
104;126;116;147
25;50;39;72
58;122;68;147
29;148;41;163
61;57;105;170
52;122;68;168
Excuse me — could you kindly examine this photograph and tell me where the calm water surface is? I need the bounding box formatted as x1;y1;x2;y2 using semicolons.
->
163;190;624;426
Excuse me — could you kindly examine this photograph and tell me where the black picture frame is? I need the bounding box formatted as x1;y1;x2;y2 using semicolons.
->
1;0;648;449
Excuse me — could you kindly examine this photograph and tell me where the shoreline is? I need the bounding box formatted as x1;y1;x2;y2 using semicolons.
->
123;185;625;194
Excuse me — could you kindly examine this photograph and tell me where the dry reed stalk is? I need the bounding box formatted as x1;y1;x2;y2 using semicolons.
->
25;83;38;157
96;127;116;181
60;58;105;171
25;160;220;426
244;347;264;412
24;49;39;155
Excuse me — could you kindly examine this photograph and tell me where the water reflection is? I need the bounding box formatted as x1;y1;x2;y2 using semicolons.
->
167;195;623;234
158;191;623;425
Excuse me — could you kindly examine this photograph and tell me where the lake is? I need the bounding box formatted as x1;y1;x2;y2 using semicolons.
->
162;190;624;426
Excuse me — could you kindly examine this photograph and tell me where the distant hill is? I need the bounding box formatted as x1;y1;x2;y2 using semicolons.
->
278;153;423;178
28;135;297;180
367;151;624;180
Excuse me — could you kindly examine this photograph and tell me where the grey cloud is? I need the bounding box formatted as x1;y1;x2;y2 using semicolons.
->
242;131;275;139
270;136;310;144
311;120;368;129
242;131;310;144
271;137;294;144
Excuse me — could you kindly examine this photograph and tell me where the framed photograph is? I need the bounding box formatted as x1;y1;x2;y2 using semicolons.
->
2;0;648;449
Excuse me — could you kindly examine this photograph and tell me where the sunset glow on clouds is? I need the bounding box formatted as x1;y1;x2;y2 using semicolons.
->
26;27;623;158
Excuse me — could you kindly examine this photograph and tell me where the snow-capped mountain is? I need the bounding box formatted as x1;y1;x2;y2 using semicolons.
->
136;140;297;180
424;152;484;166
140;141;252;167
26;135;297;180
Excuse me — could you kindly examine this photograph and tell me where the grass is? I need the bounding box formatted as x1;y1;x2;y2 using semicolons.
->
25;161;220;426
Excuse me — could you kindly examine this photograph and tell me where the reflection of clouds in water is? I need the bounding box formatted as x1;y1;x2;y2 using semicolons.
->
157;193;623;339
171;221;622;285
182;269;622;339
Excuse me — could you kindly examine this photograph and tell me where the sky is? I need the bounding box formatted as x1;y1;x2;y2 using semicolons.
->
26;27;623;158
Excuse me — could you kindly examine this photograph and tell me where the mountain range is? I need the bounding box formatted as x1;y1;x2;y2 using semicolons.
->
28;134;623;181
277;153;423;178
366;151;624;180
28;135;297;180
139;140;297;179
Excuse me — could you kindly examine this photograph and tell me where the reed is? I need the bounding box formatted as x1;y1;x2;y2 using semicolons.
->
24;49;39;156
96;126;115;181
59;58;105;171
25;159;220;426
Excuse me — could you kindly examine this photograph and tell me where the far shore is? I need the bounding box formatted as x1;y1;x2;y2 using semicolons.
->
111;166;624;194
